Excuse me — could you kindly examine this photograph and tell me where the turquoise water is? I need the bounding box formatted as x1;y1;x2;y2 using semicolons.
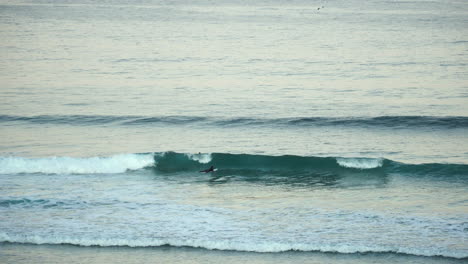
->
0;0;467;262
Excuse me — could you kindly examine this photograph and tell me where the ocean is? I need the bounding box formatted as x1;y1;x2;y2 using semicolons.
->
0;0;467;263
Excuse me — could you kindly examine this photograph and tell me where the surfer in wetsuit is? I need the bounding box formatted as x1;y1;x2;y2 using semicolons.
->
200;165;215;173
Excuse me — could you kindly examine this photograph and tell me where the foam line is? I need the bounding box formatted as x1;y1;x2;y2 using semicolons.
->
0;233;465;258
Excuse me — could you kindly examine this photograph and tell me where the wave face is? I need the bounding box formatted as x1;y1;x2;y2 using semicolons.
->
1;114;467;129
0;154;154;174
154;152;384;172
153;152;468;179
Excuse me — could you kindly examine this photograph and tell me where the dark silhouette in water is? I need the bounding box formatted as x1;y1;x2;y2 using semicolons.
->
200;165;216;173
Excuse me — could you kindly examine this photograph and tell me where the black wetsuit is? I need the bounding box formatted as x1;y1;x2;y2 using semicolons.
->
200;166;215;173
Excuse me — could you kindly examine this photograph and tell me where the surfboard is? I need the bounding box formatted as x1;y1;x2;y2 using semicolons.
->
200;168;218;173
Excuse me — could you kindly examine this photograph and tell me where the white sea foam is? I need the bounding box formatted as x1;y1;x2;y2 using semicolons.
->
0;154;154;174
336;158;383;169
0;233;465;259
186;153;212;164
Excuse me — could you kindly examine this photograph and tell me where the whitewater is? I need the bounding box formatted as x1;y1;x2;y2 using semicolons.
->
1;0;467;263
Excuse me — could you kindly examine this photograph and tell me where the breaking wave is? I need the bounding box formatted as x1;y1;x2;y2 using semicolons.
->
0;154;154;174
0;152;466;178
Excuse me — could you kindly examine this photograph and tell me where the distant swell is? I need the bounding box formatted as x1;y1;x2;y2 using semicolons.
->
1;114;467;129
0;233;465;259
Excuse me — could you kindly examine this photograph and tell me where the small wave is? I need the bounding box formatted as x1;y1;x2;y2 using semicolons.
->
0;154;154;175
0;233;465;259
0;114;129;125
451;40;468;44
0;198;87;208
289;116;468;129
0;198;48;207
121;116;207;125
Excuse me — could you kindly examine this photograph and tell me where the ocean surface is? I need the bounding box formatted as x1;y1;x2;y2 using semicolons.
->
0;0;467;263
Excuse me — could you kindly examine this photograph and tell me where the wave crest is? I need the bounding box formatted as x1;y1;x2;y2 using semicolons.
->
336;158;384;169
186;153;212;164
0;154;154;175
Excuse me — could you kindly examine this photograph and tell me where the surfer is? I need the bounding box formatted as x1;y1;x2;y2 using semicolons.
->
200;165;216;173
